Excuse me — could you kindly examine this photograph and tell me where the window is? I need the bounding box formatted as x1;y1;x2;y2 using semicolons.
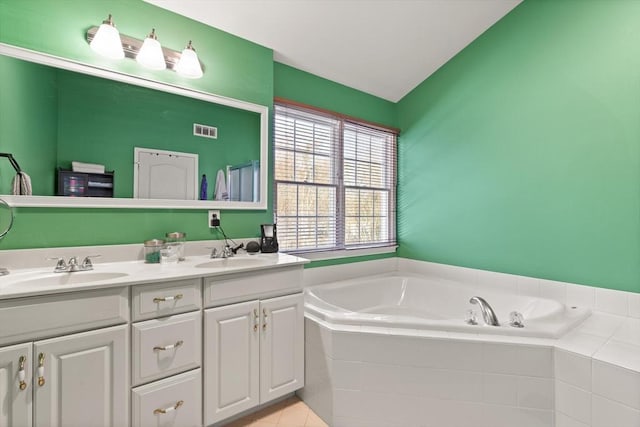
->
274;101;397;253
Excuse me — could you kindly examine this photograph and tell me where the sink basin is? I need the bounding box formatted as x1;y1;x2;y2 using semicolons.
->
195;257;271;269
12;272;129;287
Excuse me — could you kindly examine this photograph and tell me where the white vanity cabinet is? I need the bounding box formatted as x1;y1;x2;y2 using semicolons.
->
202;268;304;425
0;325;129;427
34;325;129;427
130;278;203;427
0;342;33;426
0;287;130;427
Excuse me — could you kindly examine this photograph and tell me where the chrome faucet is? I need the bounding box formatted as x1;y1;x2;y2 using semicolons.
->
210;245;233;259
469;296;500;326
50;256;99;273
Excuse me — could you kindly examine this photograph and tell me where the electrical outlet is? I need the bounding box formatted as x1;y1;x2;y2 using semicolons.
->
208;210;221;228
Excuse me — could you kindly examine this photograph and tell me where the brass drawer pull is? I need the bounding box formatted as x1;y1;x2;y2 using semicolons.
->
153;294;183;303
37;353;45;387
262;308;268;331
18;355;27;390
253;308;259;332
153;340;184;352
154;400;184;415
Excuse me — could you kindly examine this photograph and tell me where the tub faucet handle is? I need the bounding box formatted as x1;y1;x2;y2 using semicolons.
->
509;311;524;328
465;309;478;325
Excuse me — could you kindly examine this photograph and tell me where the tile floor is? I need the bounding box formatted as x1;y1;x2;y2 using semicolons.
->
223;396;328;427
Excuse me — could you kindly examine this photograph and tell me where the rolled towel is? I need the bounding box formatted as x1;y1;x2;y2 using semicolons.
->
11;172;32;195
214;169;228;201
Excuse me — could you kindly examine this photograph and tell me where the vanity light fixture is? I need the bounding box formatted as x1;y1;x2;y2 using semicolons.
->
136;29;166;70
175;41;204;79
89;14;125;60
86;14;205;78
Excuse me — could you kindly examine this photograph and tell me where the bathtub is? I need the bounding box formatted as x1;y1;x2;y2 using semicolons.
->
305;273;590;338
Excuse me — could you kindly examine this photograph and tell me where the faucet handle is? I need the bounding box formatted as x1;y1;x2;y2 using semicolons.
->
47;257;67;272
207;247;218;258
81;255;101;270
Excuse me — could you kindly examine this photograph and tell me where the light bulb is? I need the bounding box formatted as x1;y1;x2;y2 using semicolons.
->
89;14;124;60
175;41;203;79
136;29;166;70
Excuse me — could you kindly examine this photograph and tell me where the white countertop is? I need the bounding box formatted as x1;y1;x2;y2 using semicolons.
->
0;253;309;300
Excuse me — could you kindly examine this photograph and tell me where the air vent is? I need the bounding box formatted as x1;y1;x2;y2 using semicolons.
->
193;123;218;139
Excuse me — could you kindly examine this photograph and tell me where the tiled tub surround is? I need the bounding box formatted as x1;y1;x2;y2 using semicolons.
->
300;259;640;427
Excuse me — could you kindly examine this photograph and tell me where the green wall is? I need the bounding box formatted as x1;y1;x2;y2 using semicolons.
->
0;56;57;196
274;62;397;128
397;0;640;292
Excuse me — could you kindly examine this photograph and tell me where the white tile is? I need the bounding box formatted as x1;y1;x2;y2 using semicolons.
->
421;369;483;402
358;363;424;396
332;389;364;419
343;391;421;426
554;349;592;391
481;404;553;427
574;312;624;338
555;380;592;425
483;342;520;374
518;345;554;378
330;331;366;361
629;292;640;319
565;284;595;310
555;330;608;357
612;318;640;347
592;395;640;427
475;269;518;295
418;338;484;371
420;398;484;427
517;275;541;298
331;360;361;390
482;373;518;406
538;278;566;303
592;360;640;410
595;287;628;316
481;341;552;377
593;339;640;373
555;411;590;427
518;377;554;410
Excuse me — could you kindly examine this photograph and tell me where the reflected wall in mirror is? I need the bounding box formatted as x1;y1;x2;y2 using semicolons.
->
0;44;268;209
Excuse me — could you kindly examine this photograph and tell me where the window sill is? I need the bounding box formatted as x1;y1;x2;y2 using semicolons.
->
288;245;398;262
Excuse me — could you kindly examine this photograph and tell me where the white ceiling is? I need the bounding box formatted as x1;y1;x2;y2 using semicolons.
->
145;0;522;102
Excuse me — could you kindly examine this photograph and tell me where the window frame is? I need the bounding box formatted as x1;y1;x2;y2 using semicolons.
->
273;98;398;258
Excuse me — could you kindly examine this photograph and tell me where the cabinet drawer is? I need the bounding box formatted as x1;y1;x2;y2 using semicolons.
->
132;311;201;386
132;368;201;427
131;278;201;321
0;287;128;346
203;267;303;308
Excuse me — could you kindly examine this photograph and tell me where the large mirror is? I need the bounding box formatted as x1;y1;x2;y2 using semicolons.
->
0;43;268;210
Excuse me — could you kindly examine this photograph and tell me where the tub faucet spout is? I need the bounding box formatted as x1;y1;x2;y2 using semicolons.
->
469;296;500;326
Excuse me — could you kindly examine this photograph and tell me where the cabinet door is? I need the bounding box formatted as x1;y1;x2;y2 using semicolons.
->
0;342;32;427
204;300;259;425
260;293;304;403
34;325;128;427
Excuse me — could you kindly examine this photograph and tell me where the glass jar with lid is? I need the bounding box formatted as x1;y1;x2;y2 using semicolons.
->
143;239;165;264
165;232;186;261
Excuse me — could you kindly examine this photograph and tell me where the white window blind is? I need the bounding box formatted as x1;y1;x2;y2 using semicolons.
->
274;102;397;253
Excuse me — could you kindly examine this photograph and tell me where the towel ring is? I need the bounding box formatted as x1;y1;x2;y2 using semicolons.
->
0;198;14;239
